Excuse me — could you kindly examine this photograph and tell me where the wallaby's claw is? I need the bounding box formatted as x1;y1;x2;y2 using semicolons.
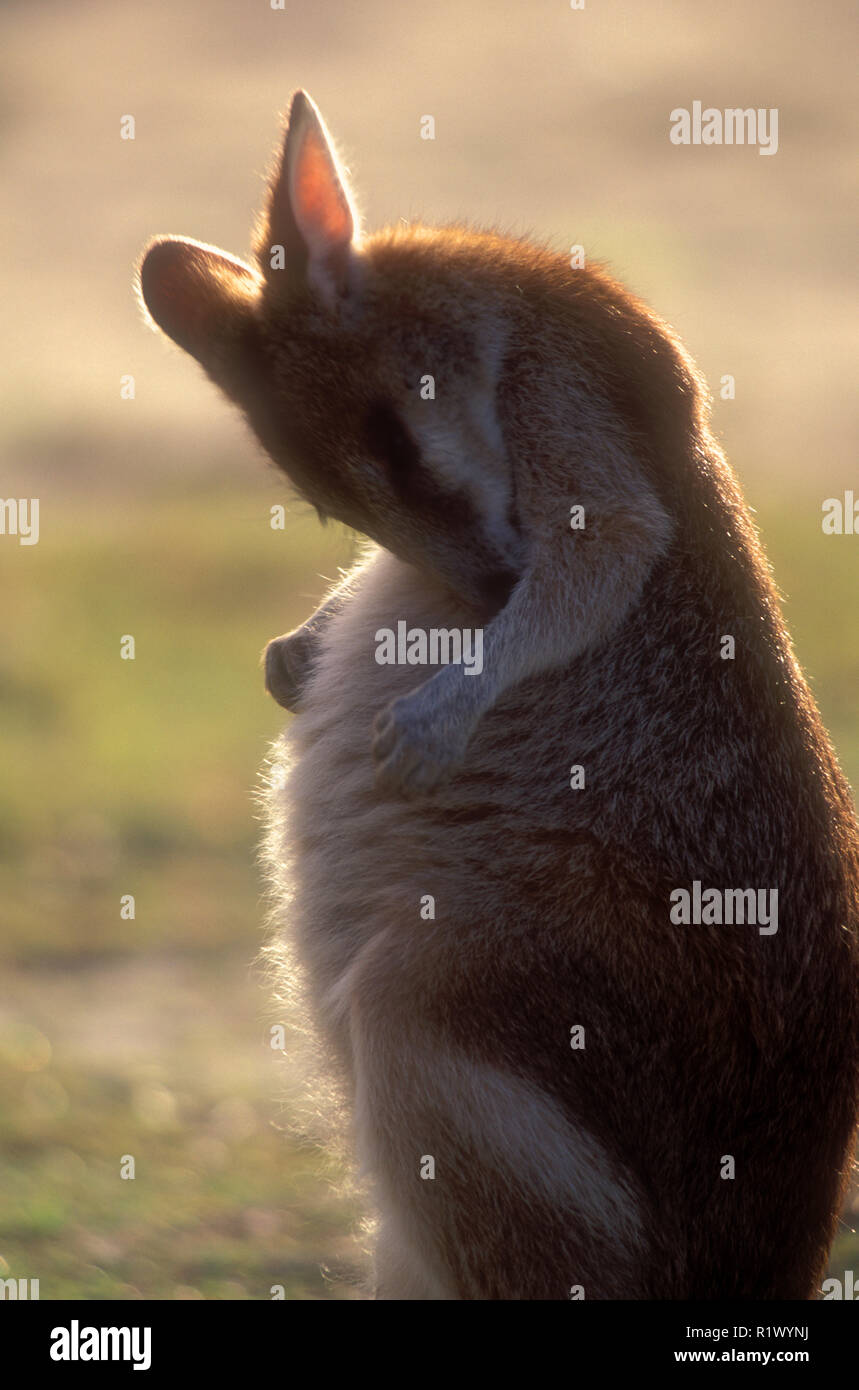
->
372;696;462;798
264;628;316;712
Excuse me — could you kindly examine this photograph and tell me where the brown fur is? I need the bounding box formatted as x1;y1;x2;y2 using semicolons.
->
138;90;859;1299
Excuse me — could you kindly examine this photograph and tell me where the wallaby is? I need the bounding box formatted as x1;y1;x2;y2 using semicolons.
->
138;90;859;1299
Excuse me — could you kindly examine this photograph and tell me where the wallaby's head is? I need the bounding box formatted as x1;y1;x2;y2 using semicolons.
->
138;90;531;614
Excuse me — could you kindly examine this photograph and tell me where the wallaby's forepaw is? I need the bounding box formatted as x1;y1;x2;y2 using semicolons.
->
372;694;467;798
264;628;317;711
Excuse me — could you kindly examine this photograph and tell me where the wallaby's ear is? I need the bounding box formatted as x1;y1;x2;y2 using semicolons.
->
263;89;358;301
138;237;259;366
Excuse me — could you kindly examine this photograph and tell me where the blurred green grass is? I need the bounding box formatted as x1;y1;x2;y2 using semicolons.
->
0;488;856;1296
0;1020;365;1300
0;490;367;1299
0;490;355;961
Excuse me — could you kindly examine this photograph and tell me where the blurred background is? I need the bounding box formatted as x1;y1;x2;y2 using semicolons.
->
0;0;856;1299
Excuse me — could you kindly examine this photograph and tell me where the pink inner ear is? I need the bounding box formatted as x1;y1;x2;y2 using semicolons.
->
293;126;352;251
